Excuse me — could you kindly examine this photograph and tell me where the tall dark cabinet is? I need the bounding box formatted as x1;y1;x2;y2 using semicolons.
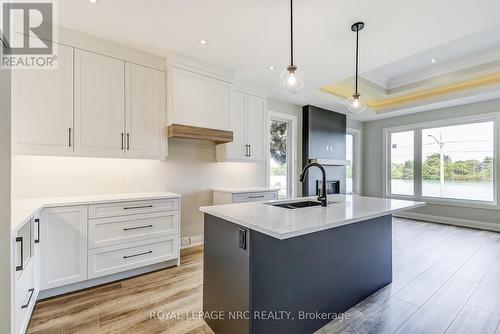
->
302;105;346;196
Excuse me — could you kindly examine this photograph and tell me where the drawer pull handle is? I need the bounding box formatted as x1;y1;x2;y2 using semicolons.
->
249;195;265;199
21;288;34;309
123;205;153;210
123;251;152;259
15;237;23;272
34;218;40;243
123;225;153;231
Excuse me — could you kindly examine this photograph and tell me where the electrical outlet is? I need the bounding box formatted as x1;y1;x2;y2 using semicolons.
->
126;175;134;185
181;237;191;247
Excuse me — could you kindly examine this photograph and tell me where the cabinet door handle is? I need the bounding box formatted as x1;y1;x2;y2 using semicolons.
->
249;145;251;157
123;250;152;259
15;237;23;271
126;133;130;150
245;145;249;157
123;225;153;231
121;133;124;150
34;218;40;243
68;128;72;147
123;205;153;210
21;288;34;309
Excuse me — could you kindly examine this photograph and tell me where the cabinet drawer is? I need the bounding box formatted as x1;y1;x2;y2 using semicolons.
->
232;192;278;203
89;198;179;219
88;236;178;279
89;212;179;249
15;263;36;334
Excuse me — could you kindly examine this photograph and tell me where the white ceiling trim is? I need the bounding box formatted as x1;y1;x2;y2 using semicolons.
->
387;46;500;89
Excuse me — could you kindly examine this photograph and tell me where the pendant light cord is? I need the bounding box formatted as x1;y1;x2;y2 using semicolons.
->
290;0;294;66
355;28;359;95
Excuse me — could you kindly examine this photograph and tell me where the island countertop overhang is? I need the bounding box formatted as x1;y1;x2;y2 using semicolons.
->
200;195;425;240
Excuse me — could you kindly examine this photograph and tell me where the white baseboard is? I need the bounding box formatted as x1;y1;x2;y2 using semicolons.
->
181;234;204;249
394;212;500;232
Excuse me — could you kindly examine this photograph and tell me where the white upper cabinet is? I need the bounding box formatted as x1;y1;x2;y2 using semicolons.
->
12;44;74;155
170;67;231;130
125;63;167;159
246;94;267;161
217;90;267;162
220;90;247;160
12;33;167;160
74;49;126;158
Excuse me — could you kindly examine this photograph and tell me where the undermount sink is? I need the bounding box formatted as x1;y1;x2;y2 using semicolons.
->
268;200;323;209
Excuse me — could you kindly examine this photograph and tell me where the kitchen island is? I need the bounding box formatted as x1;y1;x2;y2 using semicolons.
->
199;195;424;334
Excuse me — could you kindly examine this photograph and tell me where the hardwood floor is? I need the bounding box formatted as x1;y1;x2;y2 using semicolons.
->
27;246;213;334
317;218;500;334
28;218;500;334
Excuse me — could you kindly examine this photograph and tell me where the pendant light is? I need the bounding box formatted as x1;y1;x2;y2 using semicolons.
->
346;21;367;113
280;0;304;93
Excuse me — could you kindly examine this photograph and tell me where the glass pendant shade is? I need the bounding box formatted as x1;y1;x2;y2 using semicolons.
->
280;65;305;94
345;94;367;113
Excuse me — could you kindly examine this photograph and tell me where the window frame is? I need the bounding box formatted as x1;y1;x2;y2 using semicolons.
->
267;110;298;199
347;128;362;194
383;112;499;209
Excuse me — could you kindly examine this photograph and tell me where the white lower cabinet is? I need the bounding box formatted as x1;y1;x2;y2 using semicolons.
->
213;189;279;205
232;191;278;203
88;236;178;279
13;196;180;333
88;211;179;249
40;206;88;290
14;217;39;334
89;198;179;219
14;262;36;334
38;201;180;292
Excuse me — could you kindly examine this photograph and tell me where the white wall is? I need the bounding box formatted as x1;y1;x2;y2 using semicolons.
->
12;139;266;238
0;44;13;333
364;98;500;230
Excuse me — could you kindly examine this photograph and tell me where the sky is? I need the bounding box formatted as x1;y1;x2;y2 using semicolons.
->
391;121;494;163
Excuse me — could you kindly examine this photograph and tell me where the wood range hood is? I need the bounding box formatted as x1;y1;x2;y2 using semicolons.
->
167;123;233;145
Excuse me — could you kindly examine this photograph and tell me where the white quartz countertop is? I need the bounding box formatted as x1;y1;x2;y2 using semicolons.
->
212;187;280;194
200;195;425;239
11;192;181;232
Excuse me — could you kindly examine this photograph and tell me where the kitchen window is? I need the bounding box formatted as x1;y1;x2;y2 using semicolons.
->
346;129;361;194
389;131;415;196
384;114;497;205
268;111;298;199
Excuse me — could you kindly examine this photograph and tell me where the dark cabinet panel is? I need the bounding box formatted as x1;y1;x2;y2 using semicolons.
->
203;215;250;334
302;105;346;196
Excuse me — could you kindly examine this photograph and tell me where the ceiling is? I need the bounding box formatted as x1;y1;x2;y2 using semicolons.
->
57;0;500;121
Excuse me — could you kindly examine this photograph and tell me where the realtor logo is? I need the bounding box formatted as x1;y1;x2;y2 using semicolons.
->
1;1;57;69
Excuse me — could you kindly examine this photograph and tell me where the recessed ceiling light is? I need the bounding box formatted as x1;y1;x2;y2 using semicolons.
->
268;66;275;71
199;39;207;45
88;0;99;4
431;58;437;63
